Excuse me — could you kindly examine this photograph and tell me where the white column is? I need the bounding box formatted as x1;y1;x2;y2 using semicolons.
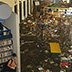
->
12;0;15;12
12;6;14;12
15;13;21;72
21;0;24;20
14;1;20;72
25;0;27;17
29;0;30;14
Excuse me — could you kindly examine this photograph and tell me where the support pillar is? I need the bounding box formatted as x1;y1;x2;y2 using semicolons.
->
25;0;27;17
29;0;30;14
21;0;24;20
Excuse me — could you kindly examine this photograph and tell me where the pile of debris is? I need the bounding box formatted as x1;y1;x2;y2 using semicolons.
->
20;1;72;72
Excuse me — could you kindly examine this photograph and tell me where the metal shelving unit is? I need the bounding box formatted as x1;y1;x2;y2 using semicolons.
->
0;23;13;68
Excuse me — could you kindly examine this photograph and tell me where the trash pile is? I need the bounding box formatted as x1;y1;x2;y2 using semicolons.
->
20;1;72;72
20;14;36;37
36;11;71;44
20;40;60;72
35;7;72;71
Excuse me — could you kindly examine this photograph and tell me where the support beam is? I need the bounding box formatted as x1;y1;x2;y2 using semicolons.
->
12;0;15;12
21;0;24;20
25;0;27;17
15;1;20;72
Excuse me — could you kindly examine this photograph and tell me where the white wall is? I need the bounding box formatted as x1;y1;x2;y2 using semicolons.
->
0;0;13;8
0;0;33;23
3;13;21;72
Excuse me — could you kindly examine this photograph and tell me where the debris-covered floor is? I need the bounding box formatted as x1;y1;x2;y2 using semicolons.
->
20;1;72;72
20;36;60;72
